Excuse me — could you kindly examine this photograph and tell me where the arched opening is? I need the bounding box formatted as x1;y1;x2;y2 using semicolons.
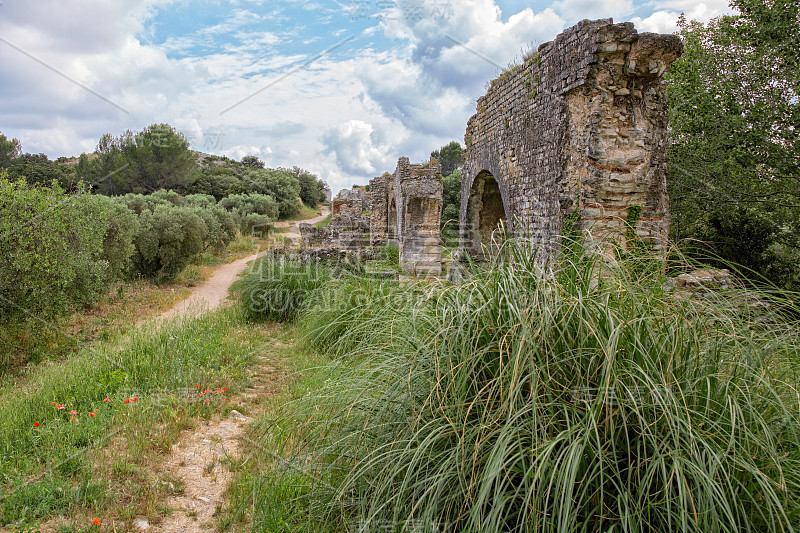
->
388;196;398;244
466;170;507;257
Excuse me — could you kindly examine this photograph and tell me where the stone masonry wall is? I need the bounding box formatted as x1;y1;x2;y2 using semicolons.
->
461;19;682;260
301;185;371;251
369;158;443;276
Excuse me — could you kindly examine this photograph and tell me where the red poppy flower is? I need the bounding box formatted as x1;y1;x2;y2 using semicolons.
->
123;399;130;405
223;388;228;392
56;405;65;410
195;384;200;389
33;422;41;427
103;397;110;402
89;412;96;417
70;410;77;415
132;397;138;402
92;518;101;525
204;399;210;403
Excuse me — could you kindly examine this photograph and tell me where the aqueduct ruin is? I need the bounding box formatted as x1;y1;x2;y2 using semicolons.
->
302;19;682;274
461;18;682;260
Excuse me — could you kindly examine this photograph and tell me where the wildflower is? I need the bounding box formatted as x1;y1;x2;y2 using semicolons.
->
70;410;77;415
92;517;101;525
124;399;130;405
56;405;65;410
223;387;228;392
89;412;96;417
132;397;138;402
195;384;200;389
204;399;210;403
33;423;41;427
103;397;110;402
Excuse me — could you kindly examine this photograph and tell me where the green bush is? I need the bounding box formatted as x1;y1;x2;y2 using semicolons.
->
131;204;206;278
97;197;139;280
0;175;112;320
115;192;171;215
272;239;800;532
190;204;237;252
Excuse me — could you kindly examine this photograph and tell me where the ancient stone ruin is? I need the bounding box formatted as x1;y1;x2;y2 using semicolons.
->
300;159;444;276
461;18;682;261
300;185;371;251
302;19;681;276
370;158;443;276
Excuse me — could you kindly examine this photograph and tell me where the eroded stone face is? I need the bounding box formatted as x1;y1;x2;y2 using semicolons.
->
461;19;682;261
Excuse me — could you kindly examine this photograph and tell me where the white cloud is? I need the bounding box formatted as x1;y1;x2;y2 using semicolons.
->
320;120;397;176
631;0;735;33
553;0;634;22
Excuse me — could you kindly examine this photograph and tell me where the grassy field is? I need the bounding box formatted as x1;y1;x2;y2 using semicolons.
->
281;204;322;222
221;240;800;532
0;306;289;531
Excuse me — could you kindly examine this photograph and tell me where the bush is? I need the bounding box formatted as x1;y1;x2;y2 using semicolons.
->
131;204;206;278
97;197;139;280
273;239;800;532
0;175;112;320
191;204;237;252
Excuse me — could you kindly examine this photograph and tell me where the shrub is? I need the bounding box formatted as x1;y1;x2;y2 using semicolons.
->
131;204;206;278
275;239;800;532
97;197;139;280
191;205;237;251
0;175;111;320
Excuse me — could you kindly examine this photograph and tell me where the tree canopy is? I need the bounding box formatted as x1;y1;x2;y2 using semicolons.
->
667;0;800;289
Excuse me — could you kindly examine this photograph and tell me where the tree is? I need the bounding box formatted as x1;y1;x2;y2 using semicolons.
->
241;168;302;217
431;141;465;176
0;132;21;169
666;1;800;289
441;169;462;234
241;155;265;169
288;166;326;206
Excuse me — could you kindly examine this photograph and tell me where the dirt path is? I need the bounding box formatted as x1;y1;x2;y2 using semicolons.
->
153;253;265;324
274;205;330;243
138;209;326;533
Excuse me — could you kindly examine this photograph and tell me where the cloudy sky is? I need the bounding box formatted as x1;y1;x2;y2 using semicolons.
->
0;0;732;193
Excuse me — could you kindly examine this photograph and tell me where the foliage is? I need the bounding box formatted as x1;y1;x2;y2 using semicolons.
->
0;131;22;170
0;175;111;321
241;168;303;217
130;204;207;278
667;2;800;290
261;239;800;532
441;169;461;234
96;197;140;280
430;141;465;176
289;166;327;207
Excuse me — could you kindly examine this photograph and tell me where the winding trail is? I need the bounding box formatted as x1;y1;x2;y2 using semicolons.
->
274;205;330;243
141;207;327;533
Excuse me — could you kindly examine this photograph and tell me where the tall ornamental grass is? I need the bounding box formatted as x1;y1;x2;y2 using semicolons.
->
269;238;800;532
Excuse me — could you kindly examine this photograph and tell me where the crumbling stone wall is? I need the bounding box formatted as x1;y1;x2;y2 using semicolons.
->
370;158;443;276
461;19;682;260
300;185;371;251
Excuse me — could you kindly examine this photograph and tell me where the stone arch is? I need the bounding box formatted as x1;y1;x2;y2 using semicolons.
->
465;170;509;257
